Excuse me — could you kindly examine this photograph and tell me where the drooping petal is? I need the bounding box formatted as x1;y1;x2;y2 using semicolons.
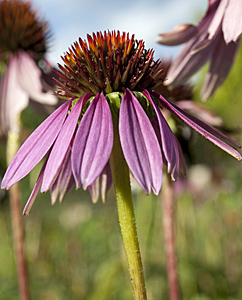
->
151;90;242;160
41;94;90;192
88;162;112;203
119;89;162;195
16;51;57;105
164;37;213;86
22;154;49;216
50;145;75;205
208;0;228;40
201;33;240;100
72;93;113;190
1;100;71;190
175;137;187;177
0;54;28;133
176;100;223;126
143;90;180;180
157;24;198;46
223;0;242;43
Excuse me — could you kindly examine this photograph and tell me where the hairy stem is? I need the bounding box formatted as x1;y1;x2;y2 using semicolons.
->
109;111;147;300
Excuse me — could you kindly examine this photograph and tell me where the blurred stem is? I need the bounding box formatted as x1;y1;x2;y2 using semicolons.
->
109;111;147;300
161;175;180;300
7;131;30;300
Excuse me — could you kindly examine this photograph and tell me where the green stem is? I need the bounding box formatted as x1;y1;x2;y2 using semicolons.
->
7;131;30;300
109;111;147;300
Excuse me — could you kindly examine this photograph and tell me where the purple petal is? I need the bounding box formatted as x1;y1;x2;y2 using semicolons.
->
1;100;71;190
50;145;75;204
150;90;242;160
201;33;240;100
157;24;198;46
223;0;242;43
88;162;112;203
119;89;162;195
72;93;113;190
41;94;90;192
22;154;49;216
143;90;180;180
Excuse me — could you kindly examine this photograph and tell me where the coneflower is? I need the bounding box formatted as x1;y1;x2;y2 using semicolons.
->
2;30;240;208
2;30;241;300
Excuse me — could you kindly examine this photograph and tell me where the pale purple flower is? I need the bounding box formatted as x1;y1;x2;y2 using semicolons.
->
0;0;57;133
157;0;242;100
1;31;241;214
0;51;57;133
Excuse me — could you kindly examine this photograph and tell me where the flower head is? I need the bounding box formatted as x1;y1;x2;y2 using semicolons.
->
157;0;242;100
0;0;57;133
1;30;241;214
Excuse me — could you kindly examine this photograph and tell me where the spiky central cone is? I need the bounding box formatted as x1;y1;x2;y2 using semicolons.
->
55;31;164;99
0;0;48;55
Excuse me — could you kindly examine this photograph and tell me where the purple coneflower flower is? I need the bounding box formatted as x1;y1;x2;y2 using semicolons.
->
157;0;242;100
0;0;57;134
1;30;241;214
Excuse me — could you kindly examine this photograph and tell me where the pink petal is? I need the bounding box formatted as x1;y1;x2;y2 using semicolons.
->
16;51;57;105
165;1;218;86
119;89;162;195
208;0;228;40
72;93;113;190
165;35;213;86
223;0;242;43
157;24;198;46
1;100;71;190
88;162;112;203
201;33;239;100
143;90;180;180
176;101;223;126
41;94;90;192
0;54;28;133
50;145;75;204
22;154;49;216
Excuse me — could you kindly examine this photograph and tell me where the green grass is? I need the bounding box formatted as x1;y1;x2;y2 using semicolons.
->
1;163;242;300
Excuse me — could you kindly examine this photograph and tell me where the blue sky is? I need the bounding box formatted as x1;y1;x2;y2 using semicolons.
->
32;0;207;65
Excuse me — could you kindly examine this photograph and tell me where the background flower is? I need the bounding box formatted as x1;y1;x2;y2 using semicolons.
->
157;0;242;100
0;0;57;134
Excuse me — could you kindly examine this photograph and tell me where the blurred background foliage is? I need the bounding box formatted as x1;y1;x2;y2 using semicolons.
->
0;43;242;300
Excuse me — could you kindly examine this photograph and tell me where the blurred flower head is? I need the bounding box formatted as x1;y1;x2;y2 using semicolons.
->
1;30;241;214
157;0;242;100
0;0;57;133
